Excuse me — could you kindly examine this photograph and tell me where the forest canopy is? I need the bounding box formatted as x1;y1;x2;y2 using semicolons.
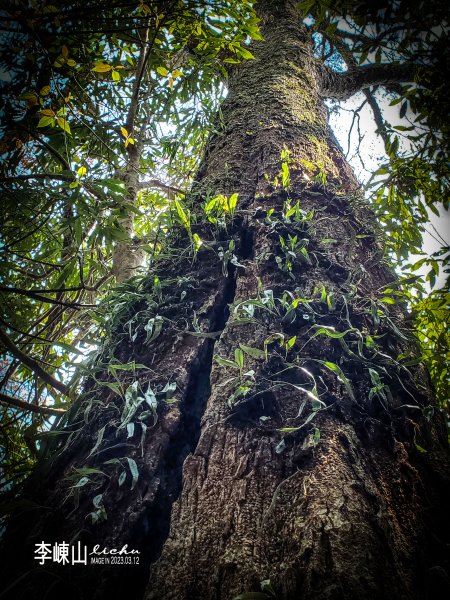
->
0;0;448;493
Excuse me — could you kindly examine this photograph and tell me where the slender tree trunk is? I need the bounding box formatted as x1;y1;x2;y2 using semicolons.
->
110;141;145;283
111;31;150;283
1;3;449;600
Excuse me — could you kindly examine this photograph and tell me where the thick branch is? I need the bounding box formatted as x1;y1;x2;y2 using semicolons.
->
0;328;70;397
320;62;417;100
0;391;66;416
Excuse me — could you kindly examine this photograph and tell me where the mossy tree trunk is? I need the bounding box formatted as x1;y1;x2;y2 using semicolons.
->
1;3;449;600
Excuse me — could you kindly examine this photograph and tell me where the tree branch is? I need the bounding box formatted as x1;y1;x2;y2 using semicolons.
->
15;123;70;170
0;283;105;294
0;328;70;397
137;178;183;198
125;23;151;137
363;88;390;147
0;173;74;185
0;391;66;416
319;62;417;100
0;286;95;308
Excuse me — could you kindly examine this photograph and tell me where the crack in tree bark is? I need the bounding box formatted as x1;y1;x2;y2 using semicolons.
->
125;267;239;600
138;226;258;596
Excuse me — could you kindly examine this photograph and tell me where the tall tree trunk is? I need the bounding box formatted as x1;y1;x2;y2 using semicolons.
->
1;3;449;600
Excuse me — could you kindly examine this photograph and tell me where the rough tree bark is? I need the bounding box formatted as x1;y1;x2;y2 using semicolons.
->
1;3;449;600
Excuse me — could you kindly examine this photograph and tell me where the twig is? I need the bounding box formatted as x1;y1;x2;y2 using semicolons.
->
0;328;71;397
0;391;66;416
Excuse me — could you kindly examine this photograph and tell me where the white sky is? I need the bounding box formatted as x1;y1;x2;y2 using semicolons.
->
328;92;449;288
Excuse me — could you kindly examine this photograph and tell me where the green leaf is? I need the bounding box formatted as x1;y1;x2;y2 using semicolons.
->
99;382;122;396
73;476;90;488
142;384;157;413
35;339;84;355
236;47;255;60
126;457;139;490
281;162;290;188
92;63;112;72
260;579;276;597
228;192;238;214
310;326;352;340
73;467;105;477
399;101;408;119
120;381;144;428
144;316;164;344
37;116;54;128
278;427;302;433
193;232;203;251
239;344;265;359
108;362;150;372
234;348;244;369
57;117;71;134
319;361;355;401
215;355;239;369
232;594;270;600
285;336;296;349
157;66;169;76
139;422;148;455
371;300;380;328
415;443;427;453
312;427;320;445
174;198;190;229
275;439;286;453
87;425;106;457
264;333;285;353
326;292;335;311
368;368;382;387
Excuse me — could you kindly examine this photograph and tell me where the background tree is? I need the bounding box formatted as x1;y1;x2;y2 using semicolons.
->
0;1;448;599
0;0;260;483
